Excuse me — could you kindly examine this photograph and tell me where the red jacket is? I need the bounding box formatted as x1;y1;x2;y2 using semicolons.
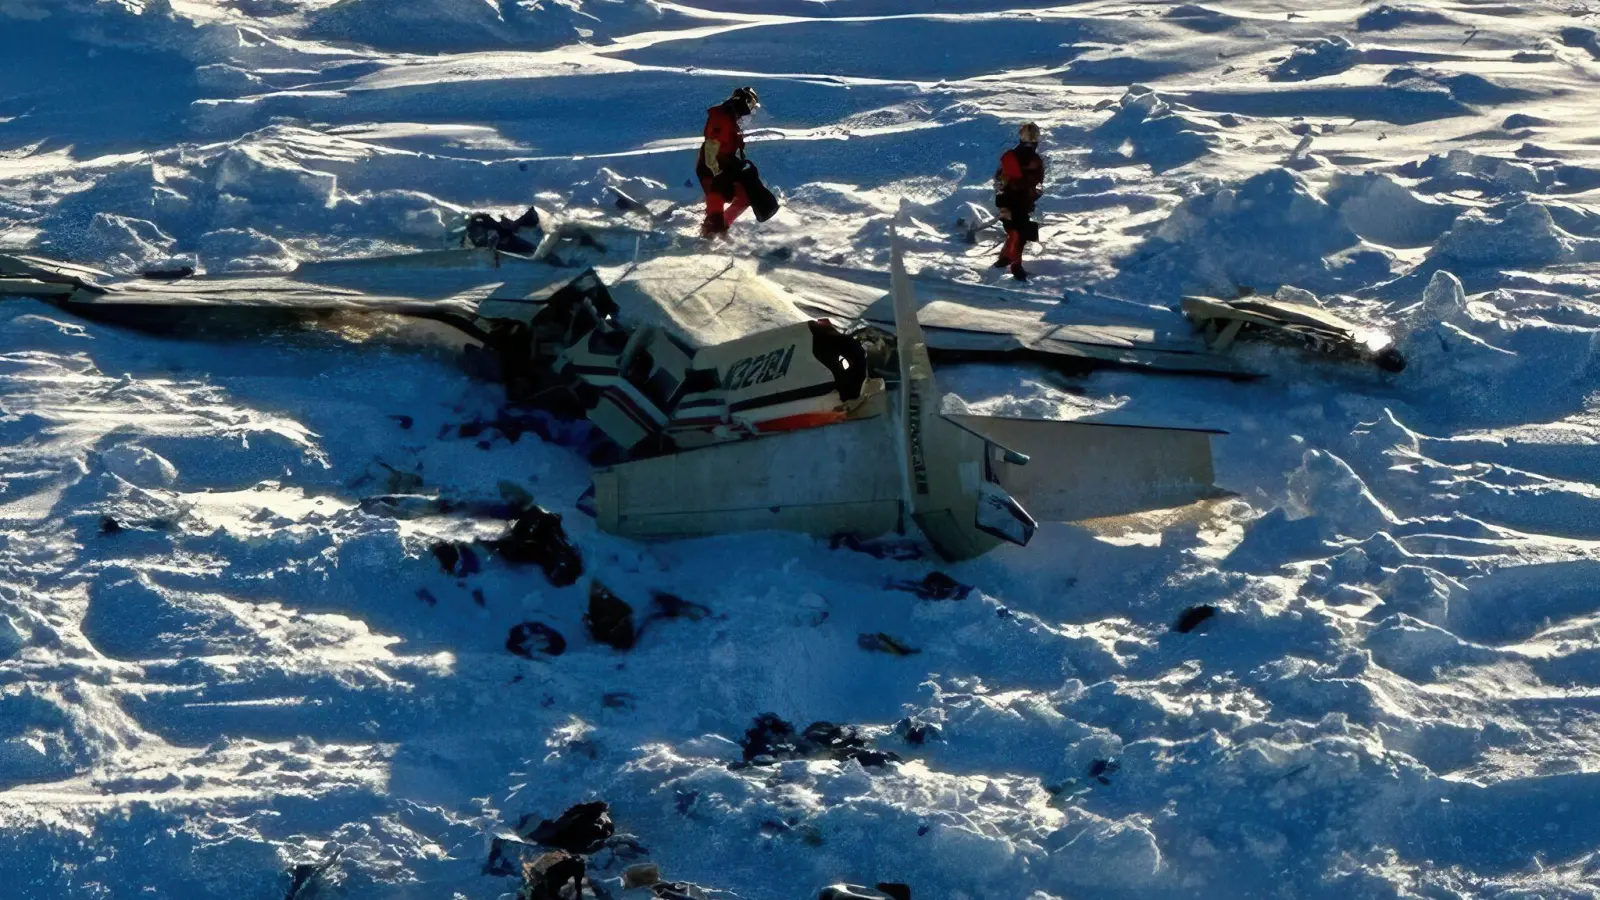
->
995;144;1045;209
700;103;746;177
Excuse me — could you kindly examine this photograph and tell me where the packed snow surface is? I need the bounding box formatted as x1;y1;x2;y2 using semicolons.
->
4;1;1600;898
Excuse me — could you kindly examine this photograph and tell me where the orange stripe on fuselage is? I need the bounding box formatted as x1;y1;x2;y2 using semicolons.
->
755;411;849;433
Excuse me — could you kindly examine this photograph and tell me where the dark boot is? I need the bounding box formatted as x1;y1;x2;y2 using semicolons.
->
700;211;727;239
991;255;1009;269
1010;263;1028;281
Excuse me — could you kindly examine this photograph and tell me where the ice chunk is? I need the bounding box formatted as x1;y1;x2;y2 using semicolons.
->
1324;171;1459;248
1125;167;1377;297
1271;36;1360;82
0;617;23;659
1044;817;1163;888
215;145;336;208
100;444;179;489
196;228;294;273
1431;202;1574;268
85;214;177;275
1285;449;1400;537
1375;564;1457;627
1419;270;1468;325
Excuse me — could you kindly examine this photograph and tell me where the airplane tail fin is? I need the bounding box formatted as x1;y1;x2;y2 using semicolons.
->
889;226;1036;558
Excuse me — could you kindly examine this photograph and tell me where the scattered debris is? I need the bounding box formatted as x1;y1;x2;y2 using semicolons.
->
889;571;972;601
387;414;414;429
458;409;566;445
472;587;486;607
430;541;480;577
602;691;636;710
857;632;921;656
592;833;650;871
525;801;614;855
140;264;195;281
518;850;585;900
358;494;452;519
624;863;663;888
1173;604;1218;633
648;591;712;622
376;461;423;493
488;507;584;587
284;847;343;900
820;884;909;900
95;513;177;534
653;881;744;900
1089;757;1122;785
507;622;567;658
416;587;438;607
803;721;900;766
484;835;540;877
895;717;941;746
738;714;901;768
674;790;699;815
739;713;798;762
462;206;542;254
829;534;924;561
636;591;714;638
586;581;636;650
1182;293;1405;372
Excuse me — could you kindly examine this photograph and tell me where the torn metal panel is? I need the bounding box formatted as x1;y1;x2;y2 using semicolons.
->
1182;294;1405;372
946;414;1224;522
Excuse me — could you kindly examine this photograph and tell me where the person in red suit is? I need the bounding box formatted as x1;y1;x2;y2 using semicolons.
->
993;122;1046;281
697;86;760;239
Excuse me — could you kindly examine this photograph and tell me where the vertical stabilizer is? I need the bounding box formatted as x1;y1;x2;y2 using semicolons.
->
890;228;1034;559
890;228;937;509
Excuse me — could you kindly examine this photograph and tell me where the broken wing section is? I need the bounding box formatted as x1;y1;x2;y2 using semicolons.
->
590;415;902;540
0;253;111;297
945;414;1223;522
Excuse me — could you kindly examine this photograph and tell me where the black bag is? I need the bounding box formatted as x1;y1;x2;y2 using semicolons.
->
1002;215;1040;243
738;163;781;222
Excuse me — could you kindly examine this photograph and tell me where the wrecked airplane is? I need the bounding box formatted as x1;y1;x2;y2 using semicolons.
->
577;234;1224;559
0;223;1229;560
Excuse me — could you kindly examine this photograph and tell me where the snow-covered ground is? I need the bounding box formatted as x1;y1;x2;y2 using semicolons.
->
4;1;1600;897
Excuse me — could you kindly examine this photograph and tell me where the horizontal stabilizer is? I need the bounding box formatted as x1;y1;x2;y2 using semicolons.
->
591;417;902;540
946;414;1223;522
